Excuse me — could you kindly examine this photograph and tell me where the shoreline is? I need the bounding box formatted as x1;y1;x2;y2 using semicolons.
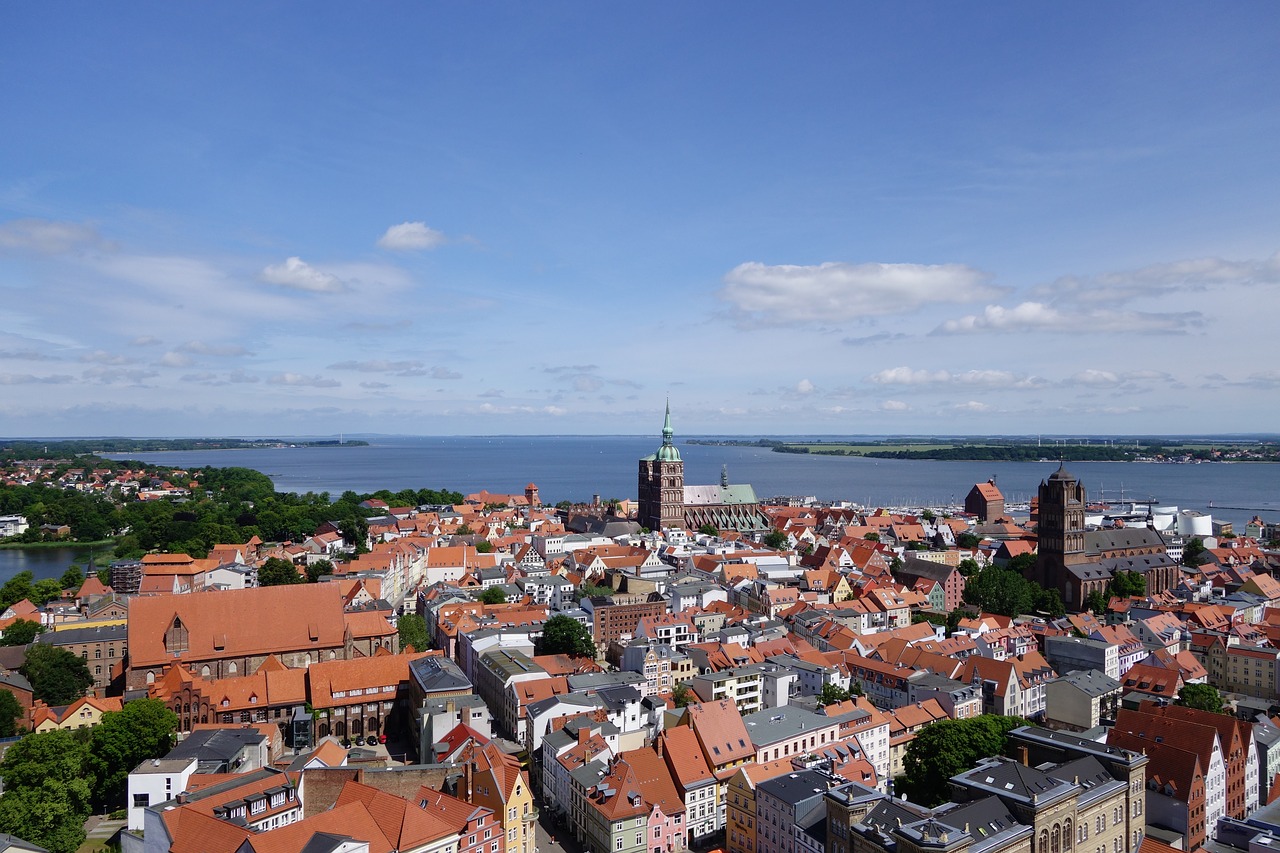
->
0;539;116;551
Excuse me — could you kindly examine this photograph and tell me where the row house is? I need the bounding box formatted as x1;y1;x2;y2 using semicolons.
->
571;749;687;853
1110;707;1227;833
308;651;438;744
619;641;696;697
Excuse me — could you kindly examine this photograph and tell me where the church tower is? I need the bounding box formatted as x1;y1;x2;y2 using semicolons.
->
1035;463;1088;603
638;403;685;531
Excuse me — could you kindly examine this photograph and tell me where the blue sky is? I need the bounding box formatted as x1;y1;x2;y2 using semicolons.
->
2;3;1279;437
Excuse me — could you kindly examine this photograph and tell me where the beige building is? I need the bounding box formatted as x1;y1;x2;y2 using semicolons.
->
1043;670;1122;733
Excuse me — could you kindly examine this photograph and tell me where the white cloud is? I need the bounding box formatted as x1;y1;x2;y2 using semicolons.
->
82;366;157;384
360;381;391;389
377;221;447;251
0;373;73;385
867;367;951;385
267;373;340;388
0;218;102;254
719;260;1004;325
796;379;815;395
867;366;1044;389
260;257;345;293
179;341;252;357
1039;251;1280;305
80;350;134;365
330;359;425;374
934;302;1202;335
430;367;462;380
1069;369;1120;387
953;401;991;412
130;336;163;347
158;352;194;368
880;400;910;412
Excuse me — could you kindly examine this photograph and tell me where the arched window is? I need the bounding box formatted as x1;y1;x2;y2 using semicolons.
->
1064;819;1073;850
1052;823;1061;853
1039;830;1049;853
201;665;211;677
146;671;155;685
228;661;237;675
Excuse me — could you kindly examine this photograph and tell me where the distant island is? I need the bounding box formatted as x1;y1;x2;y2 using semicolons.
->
0;437;368;459
687;437;1280;463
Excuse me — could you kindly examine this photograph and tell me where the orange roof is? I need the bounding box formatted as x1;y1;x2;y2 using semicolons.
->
335;780;456;850
308;651;438;707
129;584;348;667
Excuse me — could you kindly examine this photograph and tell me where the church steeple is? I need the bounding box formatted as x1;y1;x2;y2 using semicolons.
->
656;399;681;462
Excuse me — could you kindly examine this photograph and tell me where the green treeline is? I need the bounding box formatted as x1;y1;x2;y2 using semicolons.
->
0;438;367;458
0;464;463;557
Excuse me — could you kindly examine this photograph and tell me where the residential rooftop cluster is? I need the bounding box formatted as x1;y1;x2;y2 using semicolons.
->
1;419;1280;853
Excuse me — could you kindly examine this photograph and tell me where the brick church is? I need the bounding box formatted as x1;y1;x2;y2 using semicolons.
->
637;405;767;533
1033;463;1180;610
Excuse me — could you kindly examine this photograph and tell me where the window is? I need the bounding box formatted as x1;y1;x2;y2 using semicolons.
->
133;793;150;808
617;840;624;850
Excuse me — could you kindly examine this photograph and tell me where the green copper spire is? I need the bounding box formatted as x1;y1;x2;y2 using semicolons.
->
657;400;681;462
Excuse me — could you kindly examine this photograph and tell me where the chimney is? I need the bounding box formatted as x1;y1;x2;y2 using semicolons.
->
655;734;664;759
1017;745;1029;766
463;758;474;800
578;727;589;746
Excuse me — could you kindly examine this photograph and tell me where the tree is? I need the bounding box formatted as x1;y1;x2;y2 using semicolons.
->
30;577;64;605
0;619;44;646
87;699;179;808
956;532;981;549
455;523;475;537
397;613;430;653
306;559;334;584
0;729;92;853
1084;589;1108;615
962;565;1036;617
863;532;881;542
479;586;507;605
1037;588;1066;618
0;570;34;610
0;689;22;737
59;565;86;591
1109;570;1146;598
1182;537;1208;567
817;683;852;706
1006;552;1038;575
538;614;596;658
258;557;303;586
897;714;1029;806
762;530;789;550
672;683;695;708
698;524;719;537
475;540;494;554
1176;683;1225;714
20;643;93;705
920;509;936;522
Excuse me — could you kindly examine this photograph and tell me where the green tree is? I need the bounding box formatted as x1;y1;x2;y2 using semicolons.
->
897;714;1029;806
698;524;720;537
672;682;695;708
0;570;34;610
475;540;494;554
479;586;507;605
59;565;86;591
963;565;1036;617
863;531;881;542
397;613;430;653
0;689;22;737
0;619;45;646
1109;570;1146;598
20;643;93;705
817;683;852;706
306;559;335;584
1037;588;1066;618
1176;683;1225;714
920;509;936;522
96;567;113;587
538;614;597;658
258;557;303;586
0;729;93;853
1006;552;1038;575
955;532;981;549
1182;537;1208;567
762;530;789;550
455;523;475;536
30;577;64;605
87;699;179;808
1084;589;1108;615
957;558;980;577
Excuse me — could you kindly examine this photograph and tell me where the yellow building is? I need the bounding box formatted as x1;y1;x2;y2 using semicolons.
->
32;695;124;732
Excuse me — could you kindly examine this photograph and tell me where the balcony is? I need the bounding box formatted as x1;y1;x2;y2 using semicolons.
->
522;809;540;823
